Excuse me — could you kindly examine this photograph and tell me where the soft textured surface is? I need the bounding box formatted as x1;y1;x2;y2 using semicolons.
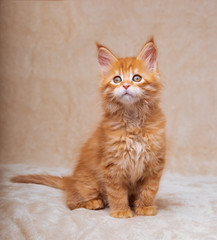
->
0;164;216;240
0;1;217;174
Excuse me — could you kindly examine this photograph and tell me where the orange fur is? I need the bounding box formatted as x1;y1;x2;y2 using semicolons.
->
11;38;166;218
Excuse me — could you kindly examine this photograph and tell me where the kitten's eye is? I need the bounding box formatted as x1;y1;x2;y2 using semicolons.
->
132;74;142;82
113;76;122;84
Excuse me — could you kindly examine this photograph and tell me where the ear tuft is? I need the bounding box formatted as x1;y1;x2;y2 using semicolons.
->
147;36;155;44
137;38;158;72
96;43;117;73
96;42;104;49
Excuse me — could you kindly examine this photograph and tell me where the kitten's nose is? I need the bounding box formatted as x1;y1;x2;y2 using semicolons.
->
123;84;131;90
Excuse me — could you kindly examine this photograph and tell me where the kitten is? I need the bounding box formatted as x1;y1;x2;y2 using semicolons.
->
11;38;166;218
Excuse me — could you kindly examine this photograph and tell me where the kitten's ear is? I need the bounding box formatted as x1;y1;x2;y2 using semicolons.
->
137;38;158;72
96;43;117;73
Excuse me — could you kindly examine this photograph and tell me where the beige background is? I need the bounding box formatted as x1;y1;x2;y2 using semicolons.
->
0;0;217;175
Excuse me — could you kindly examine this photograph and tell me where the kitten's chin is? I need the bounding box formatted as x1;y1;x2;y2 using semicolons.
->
117;94;139;105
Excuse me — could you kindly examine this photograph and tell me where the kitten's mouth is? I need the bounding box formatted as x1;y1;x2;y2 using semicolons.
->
123;92;132;96
120;92;135;102
117;92;139;104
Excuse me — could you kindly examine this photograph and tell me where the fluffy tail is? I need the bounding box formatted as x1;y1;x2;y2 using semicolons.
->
11;174;66;190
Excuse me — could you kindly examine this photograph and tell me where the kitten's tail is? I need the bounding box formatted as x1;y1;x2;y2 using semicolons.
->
11;174;67;190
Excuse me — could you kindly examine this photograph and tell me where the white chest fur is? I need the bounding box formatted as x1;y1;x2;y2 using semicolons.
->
117;134;151;183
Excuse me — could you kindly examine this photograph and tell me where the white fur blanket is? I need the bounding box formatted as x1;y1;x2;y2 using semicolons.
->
0;164;216;240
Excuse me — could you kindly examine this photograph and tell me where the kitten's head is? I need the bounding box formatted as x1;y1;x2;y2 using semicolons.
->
97;38;162;112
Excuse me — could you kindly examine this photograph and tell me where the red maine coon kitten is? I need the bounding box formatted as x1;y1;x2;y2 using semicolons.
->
11;38;166;218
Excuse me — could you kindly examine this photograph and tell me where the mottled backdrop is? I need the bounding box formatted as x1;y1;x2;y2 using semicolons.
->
0;0;217;174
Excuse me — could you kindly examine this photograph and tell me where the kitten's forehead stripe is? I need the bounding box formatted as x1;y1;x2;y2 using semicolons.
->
110;57;158;84
118;59;137;81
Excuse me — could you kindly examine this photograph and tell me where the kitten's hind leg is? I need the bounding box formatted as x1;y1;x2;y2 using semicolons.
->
82;198;104;210
67;198;104;210
63;176;105;211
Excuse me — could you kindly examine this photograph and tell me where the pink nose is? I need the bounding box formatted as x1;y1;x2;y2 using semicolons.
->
123;84;131;90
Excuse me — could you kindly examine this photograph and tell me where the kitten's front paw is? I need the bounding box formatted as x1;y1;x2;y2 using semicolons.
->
110;209;134;218
135;206;157;216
